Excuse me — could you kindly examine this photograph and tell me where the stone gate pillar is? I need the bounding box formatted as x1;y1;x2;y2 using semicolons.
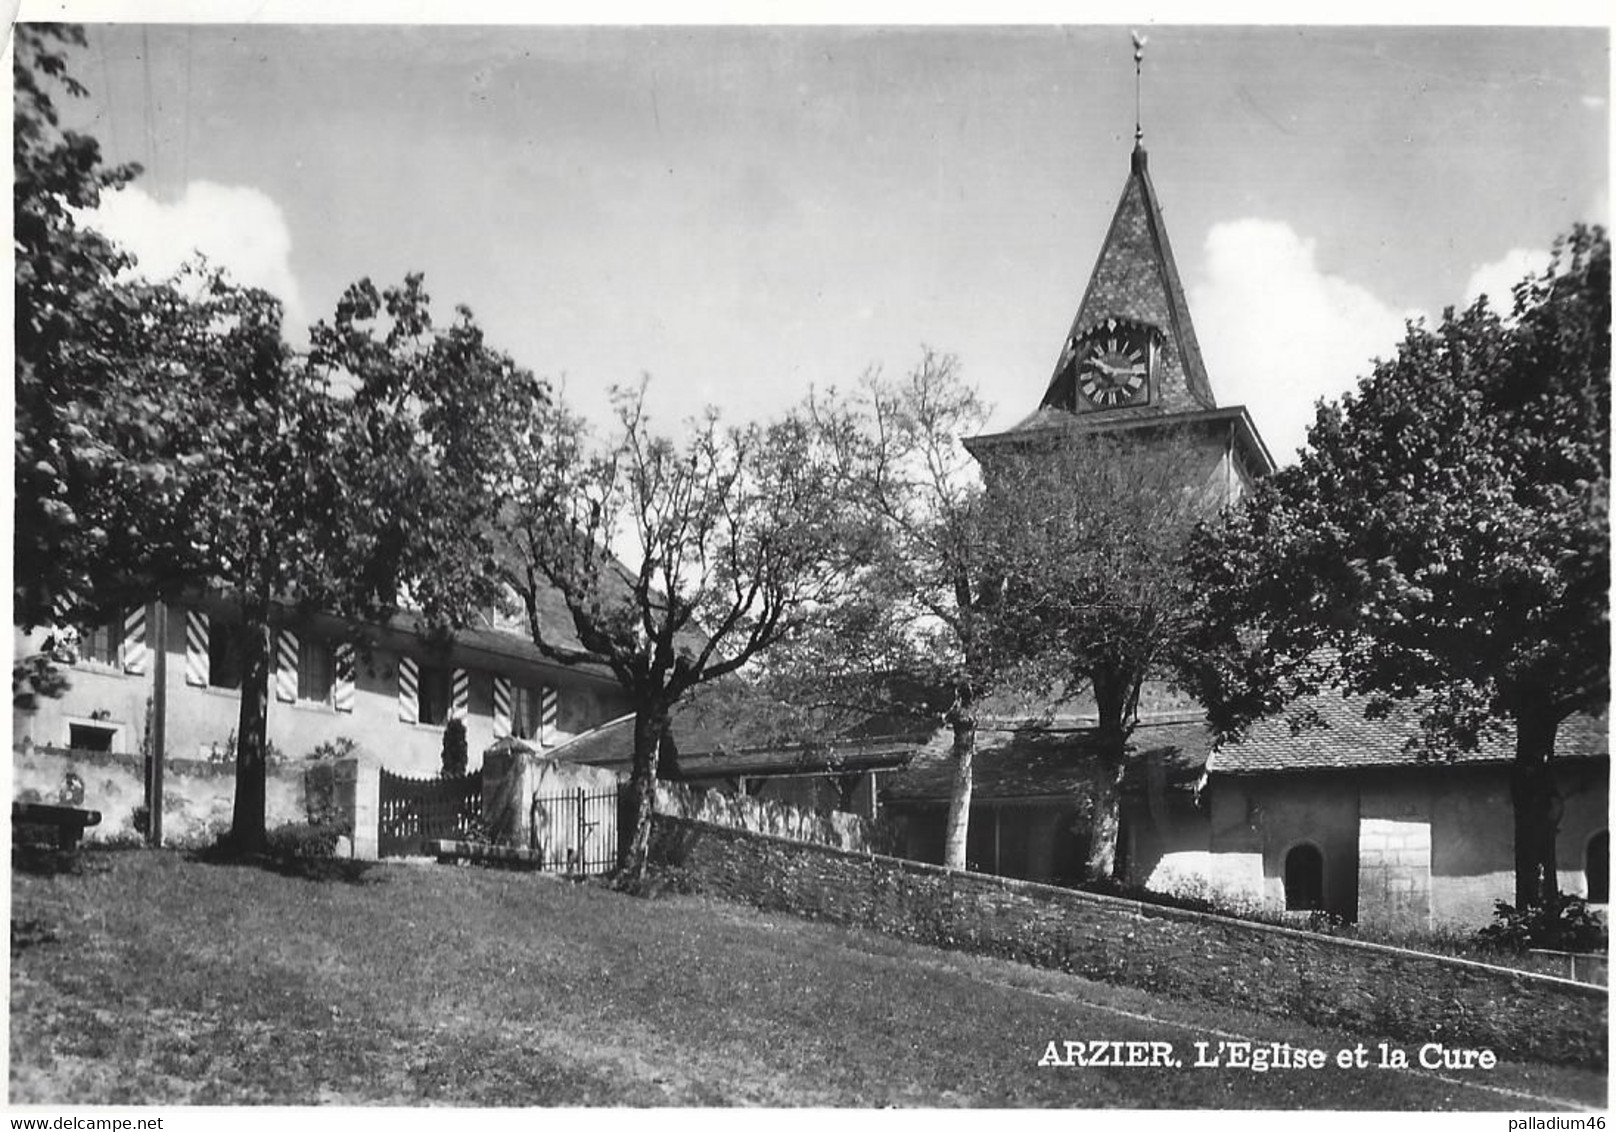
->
305;756;380;860
482;736;540;848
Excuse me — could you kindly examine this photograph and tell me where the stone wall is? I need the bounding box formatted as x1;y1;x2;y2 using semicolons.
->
649;815;1607;1068
654;778;882;853
13;743;306;847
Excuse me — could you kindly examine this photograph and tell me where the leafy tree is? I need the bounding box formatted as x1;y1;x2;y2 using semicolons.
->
12;26;548;855
765;354;1220;878
503;382;863;876
203;275;547;854
980;423;1224;878
1182;225;1610;908
12;24;205;635
440;718;469;778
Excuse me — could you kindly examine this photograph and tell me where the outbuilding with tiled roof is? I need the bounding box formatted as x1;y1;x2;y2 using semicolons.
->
1191;691;1609;931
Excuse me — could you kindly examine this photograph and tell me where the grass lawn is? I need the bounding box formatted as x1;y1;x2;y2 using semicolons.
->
8;848;1607;1109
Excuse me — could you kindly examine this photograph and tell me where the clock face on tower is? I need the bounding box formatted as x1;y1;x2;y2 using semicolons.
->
1069;319;1155;410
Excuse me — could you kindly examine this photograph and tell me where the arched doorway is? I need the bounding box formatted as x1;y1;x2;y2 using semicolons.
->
1284;843;1324;911
1587;831;1609;903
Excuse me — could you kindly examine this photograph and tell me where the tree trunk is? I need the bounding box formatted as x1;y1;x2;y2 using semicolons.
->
1086;667;1135;882
229;617;274;856
942;712;976;871
1510;708;1564;909
620;704;670;879
1085;747;1126;880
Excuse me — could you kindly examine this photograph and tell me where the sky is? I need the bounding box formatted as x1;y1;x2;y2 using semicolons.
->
25;7;1613;464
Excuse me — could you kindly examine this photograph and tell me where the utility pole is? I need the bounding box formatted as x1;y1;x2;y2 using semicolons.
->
146;601;167;846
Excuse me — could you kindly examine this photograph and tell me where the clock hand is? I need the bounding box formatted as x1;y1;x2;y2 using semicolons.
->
1090;358;1136;378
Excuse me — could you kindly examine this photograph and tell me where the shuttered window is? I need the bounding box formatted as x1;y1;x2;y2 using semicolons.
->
511;684;543;741
77;616;121;667
417;664;451;726
208;622;245;690
298;639;334;703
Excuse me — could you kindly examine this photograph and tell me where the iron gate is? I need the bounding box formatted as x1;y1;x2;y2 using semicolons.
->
529;787;617;874
378;768;483;857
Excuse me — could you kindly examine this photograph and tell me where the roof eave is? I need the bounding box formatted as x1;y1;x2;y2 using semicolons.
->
967;404;1274;471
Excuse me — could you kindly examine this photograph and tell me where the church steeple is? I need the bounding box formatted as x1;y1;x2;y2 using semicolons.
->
971;33;1273;487
1037;38;1217;419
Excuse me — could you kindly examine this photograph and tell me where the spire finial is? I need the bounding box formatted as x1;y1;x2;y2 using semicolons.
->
1131;29;1148;148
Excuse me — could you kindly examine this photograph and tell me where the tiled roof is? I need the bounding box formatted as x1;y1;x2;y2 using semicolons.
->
547;715;635;767
548;707;923;779
879;717;1214;805
971;404;1276;479
383;564;697;683
207;587;613;681
1210;692;1609;774
379;595;613;680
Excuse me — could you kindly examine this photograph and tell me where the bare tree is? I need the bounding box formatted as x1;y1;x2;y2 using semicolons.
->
764;352;1222;879
503;382;864;875
765;351;1005;870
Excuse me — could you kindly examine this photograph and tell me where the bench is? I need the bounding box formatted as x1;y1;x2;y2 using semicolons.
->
429;838;547;870
12;801;103;850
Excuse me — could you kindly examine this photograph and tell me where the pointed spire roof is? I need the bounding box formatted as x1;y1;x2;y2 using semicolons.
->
1037;144;1217;417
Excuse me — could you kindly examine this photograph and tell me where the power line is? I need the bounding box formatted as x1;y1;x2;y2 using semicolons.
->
94;27;121;161
182;27;194;190
141;25;160;195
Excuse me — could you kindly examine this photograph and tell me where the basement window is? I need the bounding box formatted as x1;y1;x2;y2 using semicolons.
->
67;722;116;754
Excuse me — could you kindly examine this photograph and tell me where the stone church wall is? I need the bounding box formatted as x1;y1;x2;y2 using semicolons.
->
1201;764;1608;930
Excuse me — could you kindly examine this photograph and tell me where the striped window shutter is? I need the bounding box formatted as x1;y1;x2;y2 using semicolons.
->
276;630;299;702
450;667;470;720
398;656;418;722
184;610;209;687
492;676;512;738
539;685;558;746
122;605;149;675
333;643;356;713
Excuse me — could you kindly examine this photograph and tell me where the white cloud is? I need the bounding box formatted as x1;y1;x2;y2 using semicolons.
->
1191;219;1416;466
84;181;306;325
1462;247;1551;315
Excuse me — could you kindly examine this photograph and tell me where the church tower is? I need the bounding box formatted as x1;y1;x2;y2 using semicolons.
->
967;39;1274;498
1036;143;1217;420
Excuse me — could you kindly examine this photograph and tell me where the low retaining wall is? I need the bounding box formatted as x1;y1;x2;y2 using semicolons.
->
13;744;306;847
649;815;1608;1068
655;779;882;853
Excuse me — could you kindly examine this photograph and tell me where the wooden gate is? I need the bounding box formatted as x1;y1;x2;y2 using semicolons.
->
378;768;483;857
529;786;617;875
